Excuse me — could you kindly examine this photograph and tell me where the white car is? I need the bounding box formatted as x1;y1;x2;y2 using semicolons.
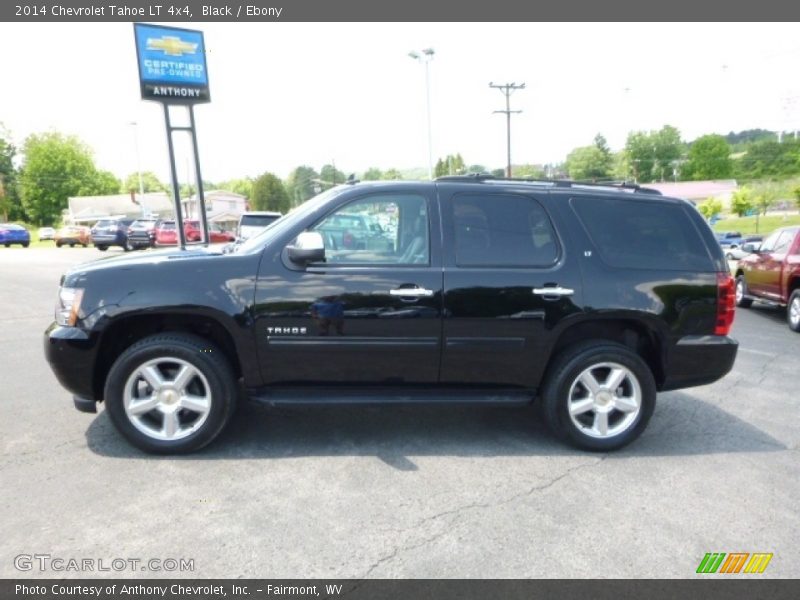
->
237;211;282;240
38;227;56;241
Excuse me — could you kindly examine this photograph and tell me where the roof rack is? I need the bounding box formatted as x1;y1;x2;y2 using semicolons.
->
434;174;662;195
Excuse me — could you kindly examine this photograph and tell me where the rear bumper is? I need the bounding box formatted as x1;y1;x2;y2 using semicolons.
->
661;335;738;391
91;234;123;245
43;322;100;403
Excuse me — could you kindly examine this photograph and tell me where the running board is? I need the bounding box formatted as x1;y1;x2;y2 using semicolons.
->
247;388;535;407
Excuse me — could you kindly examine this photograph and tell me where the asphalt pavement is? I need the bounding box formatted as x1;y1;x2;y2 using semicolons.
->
0;247;798;578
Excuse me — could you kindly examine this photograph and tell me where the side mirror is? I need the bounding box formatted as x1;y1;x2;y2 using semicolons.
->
287;231;325;266
742;243;759;254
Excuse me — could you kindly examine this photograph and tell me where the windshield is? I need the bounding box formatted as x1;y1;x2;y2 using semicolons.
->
235;188;348;254
241;214;280;227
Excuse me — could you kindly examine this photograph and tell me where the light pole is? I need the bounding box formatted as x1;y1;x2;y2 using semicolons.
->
408;48;435;180
129;121;145;196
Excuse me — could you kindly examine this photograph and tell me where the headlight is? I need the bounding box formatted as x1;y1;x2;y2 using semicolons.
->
55;287;84;327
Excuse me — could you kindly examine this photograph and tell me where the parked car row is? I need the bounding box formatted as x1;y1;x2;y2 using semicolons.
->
6;214;274;251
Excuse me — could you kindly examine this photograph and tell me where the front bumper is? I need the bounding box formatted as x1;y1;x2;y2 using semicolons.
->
661;335;739;391
44;322;100;403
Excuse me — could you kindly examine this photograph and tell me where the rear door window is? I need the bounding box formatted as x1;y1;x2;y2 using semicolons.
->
447;193;559;267
571;196;713;271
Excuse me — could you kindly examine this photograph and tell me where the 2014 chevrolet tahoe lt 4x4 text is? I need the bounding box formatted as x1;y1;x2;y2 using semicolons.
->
44;177;738;453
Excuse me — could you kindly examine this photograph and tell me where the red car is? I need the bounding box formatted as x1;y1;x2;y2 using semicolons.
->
154;220;234;245
154;220;200;246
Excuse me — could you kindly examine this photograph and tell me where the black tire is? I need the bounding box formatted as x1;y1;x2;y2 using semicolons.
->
69;242;75;247
735;275;753;308
82;243;88;248
56;241;63;248
22;242;29;248
725;252;734;261
96;245;107;252
540;340;656;451
3;243;8;248
104;333;238;454
787;289;800;333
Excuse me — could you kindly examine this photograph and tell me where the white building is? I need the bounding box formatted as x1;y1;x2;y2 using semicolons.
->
66;192;174;224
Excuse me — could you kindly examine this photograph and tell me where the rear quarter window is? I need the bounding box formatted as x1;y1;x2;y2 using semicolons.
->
570;196;714;271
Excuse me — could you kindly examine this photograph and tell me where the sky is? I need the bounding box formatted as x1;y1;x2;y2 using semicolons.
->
1;22;799;184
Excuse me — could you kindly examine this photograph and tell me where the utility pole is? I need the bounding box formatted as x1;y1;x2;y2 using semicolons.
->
490;82;525;177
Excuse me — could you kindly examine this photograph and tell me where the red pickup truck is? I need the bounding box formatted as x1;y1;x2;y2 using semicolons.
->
734;226;800;332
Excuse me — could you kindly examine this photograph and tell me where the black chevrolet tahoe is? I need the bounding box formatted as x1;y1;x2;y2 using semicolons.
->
44;177;738;454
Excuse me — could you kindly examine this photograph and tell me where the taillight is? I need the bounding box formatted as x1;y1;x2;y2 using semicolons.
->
715;272;735;335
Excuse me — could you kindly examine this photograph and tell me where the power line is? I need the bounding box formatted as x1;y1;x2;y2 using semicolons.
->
489;82;525;178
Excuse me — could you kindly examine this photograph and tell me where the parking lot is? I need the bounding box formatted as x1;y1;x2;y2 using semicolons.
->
0;246;798;578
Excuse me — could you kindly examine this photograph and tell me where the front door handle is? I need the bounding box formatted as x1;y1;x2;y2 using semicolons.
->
532;286;574;297
390;287;435;298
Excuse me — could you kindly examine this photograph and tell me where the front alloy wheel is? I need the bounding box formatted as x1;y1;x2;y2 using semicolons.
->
105;333;237;453
123;357;212;441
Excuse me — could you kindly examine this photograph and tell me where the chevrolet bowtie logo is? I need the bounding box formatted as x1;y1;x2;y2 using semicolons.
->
146;36;198;57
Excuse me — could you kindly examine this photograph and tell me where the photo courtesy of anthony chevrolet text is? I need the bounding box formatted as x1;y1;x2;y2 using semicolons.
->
1;1;799;599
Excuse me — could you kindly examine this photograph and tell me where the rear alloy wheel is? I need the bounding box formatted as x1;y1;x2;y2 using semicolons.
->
735;275;753;308
788;290;800;333
104;333;237;453
541;341;656;451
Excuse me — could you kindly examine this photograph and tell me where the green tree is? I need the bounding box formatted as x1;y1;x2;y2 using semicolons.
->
320;164;346;187
434;158;446;178
19;132;110;225
751;181;779;216
466;164;487;174
124;171;166;193
697;197;723;220
95;170;122;195
251;172;290;213
733;139;800;180
730;187;754;217
625;125;684;182
514;164;546;179
490;168;505;178
381;168;402;180
566;145;611;180
683;134;733;180
793;186;800;212
218;177;254;199
285;166;318;206
0;130;21;221
362;167;382;181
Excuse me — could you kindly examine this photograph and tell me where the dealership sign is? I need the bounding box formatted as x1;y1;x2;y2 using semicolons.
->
134;24;210;102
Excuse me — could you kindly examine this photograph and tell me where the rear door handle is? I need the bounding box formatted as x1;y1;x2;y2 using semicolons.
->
390;287;435;298
532;286;574;297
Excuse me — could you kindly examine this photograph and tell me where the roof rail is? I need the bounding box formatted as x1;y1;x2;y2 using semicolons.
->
434;174;662;195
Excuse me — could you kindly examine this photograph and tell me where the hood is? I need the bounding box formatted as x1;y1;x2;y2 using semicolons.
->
64;246;224;278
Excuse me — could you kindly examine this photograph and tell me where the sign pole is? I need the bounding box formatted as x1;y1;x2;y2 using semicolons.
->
188;105;209;245
162;104;187;248
133;23;211;250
